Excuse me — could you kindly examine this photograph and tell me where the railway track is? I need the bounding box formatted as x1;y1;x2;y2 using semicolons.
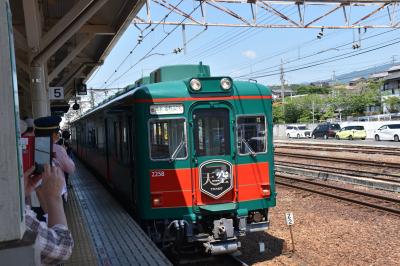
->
177;253;248;265
275;141;400;156
275;161;400;184
274;152;400;169
276;173;400;216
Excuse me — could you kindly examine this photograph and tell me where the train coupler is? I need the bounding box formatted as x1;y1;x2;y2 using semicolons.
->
203;240;240;255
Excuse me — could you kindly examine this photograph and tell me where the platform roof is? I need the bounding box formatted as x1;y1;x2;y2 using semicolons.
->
11;0;145;113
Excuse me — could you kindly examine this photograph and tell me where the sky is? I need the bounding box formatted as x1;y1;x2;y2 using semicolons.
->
86;1;400;96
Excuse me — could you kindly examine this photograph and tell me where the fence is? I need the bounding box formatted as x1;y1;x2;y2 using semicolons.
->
274;120;400;139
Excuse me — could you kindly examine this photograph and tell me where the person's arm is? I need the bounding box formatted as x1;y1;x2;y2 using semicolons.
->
40;165;68;227
54;144;75;174
24;165;73;264
25;207;73;265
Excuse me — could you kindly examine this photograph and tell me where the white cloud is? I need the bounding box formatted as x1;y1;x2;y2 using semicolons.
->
242;50;257;59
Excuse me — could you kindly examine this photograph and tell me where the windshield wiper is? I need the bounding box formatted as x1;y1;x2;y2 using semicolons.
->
169;139;186;163
241;138;256;157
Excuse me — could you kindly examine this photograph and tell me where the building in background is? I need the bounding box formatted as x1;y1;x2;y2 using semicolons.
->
382;65;400;113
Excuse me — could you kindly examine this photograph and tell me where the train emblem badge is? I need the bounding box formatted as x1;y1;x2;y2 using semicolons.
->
199;160;233;199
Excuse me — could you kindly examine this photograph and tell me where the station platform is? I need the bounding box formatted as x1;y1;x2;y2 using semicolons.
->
64;160;171;266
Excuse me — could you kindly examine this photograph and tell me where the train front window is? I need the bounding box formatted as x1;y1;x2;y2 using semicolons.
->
237;115;267;155
149;118;187;161
193;108;230;156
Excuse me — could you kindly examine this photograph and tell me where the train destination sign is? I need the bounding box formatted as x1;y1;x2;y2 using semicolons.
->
150;104;184;115
199;160;233;199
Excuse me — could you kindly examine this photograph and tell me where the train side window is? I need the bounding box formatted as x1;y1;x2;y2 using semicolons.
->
149;118;187;161
237;115;267;155
114;121;122;159
88;128;96;147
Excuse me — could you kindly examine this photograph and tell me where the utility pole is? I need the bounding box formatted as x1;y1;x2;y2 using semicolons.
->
280;58;285;118
312;101;315;124
90;89;95;108
332;71;336;83
182;24;187;55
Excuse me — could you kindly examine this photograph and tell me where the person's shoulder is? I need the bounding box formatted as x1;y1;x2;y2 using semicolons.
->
53;143;66;153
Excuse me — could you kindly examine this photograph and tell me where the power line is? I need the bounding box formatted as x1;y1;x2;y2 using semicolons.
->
228;11;393;75
235;28;399;78
247;38;400;79
104;3;203;89
180;6;295;63
98;0;186;88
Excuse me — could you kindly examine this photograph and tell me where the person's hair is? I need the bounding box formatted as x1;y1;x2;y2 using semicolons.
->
62;130;71;140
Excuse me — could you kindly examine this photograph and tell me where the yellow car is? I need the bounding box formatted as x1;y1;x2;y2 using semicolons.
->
335;126;367;140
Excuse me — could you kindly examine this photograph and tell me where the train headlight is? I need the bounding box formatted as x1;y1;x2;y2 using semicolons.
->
190;78;202;91
220;78;232;90
151;194;163;207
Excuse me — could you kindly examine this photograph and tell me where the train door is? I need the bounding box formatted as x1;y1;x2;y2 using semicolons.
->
190;103;237;207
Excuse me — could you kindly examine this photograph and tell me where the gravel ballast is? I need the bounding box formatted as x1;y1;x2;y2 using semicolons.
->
238;186;400;265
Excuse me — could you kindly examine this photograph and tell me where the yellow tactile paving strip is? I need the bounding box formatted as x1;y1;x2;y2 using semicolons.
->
63;159;171;266
64;181;98;266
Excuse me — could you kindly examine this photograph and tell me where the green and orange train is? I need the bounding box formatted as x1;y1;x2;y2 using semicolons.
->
70;64;276;255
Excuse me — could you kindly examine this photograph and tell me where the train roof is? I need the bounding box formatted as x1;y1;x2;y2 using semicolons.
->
72;79;270;123
134;79;271;100
72;65;271;123
149;64;210;83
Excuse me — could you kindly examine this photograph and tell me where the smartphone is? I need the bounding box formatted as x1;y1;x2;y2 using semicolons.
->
34;136;52;170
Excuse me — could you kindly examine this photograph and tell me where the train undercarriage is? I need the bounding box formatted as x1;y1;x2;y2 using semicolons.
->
145;209;269;256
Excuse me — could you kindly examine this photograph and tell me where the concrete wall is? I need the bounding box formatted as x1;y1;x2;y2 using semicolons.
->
0;0;25;241
274;121;400;139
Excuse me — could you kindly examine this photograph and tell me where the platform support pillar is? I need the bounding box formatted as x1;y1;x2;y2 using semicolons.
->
0;0;26;241
0;1;41;264
30;64;49;118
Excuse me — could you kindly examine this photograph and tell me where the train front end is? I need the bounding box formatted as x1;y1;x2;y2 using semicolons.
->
135;65;276;255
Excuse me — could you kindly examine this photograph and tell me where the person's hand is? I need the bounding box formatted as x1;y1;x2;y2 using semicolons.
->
40;164;65;201
24;166;41;196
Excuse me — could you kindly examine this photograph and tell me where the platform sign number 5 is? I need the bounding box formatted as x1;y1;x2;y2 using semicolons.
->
285;212;294;226
49;87;64;100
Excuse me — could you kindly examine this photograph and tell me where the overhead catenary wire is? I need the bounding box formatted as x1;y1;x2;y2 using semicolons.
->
245;38;400;79
235;28;399;79
317;58;398;82
104;3;203;89
214;10;391;76
179;5;295;64
98;0;186;88
180;3;389;68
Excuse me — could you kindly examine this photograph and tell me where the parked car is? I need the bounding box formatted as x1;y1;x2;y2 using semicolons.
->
286;125;312;139
335;125;366;140
311;122;341;139
374;124;400;142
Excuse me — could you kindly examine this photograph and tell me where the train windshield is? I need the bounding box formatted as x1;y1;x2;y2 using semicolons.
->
149;118;187;160
237;115;267;155
193;108;230;156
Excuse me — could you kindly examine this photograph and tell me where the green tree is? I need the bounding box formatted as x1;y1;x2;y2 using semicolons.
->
328;81;380;117
272;102;285;123
284;100;302;123
384;96;400;113
295;85;330;95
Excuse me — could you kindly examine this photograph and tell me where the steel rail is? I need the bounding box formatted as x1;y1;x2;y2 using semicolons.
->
275;140;400;150
274;143;400;156
276;173;400;215
275;161;400;183
274;152;400;169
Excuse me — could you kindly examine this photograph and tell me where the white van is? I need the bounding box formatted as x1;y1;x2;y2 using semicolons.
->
286;125;311;139
374;124;400;142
